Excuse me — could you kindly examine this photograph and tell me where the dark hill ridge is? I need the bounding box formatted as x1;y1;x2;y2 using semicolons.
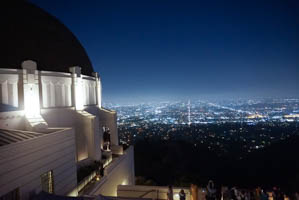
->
239;135;299;191
134;136;299;192
0;1;94;76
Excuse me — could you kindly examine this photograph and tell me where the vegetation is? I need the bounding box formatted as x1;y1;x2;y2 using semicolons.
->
134;135;299;193
77;161;101;183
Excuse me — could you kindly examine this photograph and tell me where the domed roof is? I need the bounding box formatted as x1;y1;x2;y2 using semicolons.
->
0;1;94;76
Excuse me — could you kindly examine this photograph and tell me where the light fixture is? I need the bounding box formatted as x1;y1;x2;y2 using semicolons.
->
24;84;40;117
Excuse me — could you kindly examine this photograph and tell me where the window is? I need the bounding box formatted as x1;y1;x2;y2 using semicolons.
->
40;170;54;194
0;188;19;200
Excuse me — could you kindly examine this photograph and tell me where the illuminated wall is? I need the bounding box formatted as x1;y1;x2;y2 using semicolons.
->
0;61;102;113
0;61;108;165
82;77;97;106
85;106;119;146
22;60;41;118
0;128;77;200
41;108;102;162
0;73;19;109
41;73;72;108
88;146;135;196
0;60;132;199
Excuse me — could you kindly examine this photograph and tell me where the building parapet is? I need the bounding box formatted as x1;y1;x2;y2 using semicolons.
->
77;146;135;197
101;108;116;114
0;127;72;150
76;171;98;195
40;70;72;78
0;68;23;74
104;146;133;175
117;185;191;200
0;61;102;112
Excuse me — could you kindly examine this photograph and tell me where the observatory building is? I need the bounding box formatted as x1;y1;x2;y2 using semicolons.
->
0;2;134;199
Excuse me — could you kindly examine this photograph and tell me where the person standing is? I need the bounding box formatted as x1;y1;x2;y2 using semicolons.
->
167;185;174;200
207;180;216;200
190;184;198;200
179;189;186;200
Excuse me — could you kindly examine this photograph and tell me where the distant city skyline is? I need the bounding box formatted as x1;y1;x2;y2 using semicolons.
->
31;0;299;102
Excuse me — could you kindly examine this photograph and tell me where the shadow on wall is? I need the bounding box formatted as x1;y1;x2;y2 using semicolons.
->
0;104;19;112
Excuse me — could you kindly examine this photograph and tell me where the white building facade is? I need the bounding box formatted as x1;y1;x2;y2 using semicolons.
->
0;61;135;200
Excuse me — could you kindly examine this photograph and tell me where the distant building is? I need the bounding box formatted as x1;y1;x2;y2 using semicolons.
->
0;2;134;200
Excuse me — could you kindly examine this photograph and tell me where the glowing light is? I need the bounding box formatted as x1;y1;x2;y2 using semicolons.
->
75;77;84;110
96;175;100;181
284;114;299;118
24;84;40;117
174;194;180;200
121;179;128;185
188;100;191;126
247;114;264;119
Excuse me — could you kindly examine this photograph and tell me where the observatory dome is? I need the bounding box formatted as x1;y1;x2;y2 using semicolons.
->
0;1;94;75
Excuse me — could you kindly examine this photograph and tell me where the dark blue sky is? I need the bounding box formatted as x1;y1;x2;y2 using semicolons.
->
31;0;299;102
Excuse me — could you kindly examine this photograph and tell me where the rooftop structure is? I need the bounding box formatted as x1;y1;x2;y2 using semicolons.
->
0;128;45;146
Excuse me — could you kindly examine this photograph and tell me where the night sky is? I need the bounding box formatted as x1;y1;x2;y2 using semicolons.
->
30;0;299;102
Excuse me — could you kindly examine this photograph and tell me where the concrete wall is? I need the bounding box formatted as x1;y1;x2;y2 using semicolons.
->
76;111;101;161
0;128;77;200
0;65;128;199
41;72;73;108
117;185;208;200
0;66;101;112
40;72;97;108
85;106;119;146
98;108;118;146
117;185;191;200
41;108;101;162
82;76;97;106
89;146;135;197
0;111;25;130
0;70;22;111
0;66;110;163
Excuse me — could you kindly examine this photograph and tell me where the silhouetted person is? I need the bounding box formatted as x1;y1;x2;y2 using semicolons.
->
99;162;104;177
190;184;198;200
244;191;250;200
167;185;174;200
254;187;261;200
207;180;216;200
260;190;268;200
230;187;238;200
222;186;230;200
240;190;246;200
179;189;186;200
276;188;284;200
103;127;111;150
